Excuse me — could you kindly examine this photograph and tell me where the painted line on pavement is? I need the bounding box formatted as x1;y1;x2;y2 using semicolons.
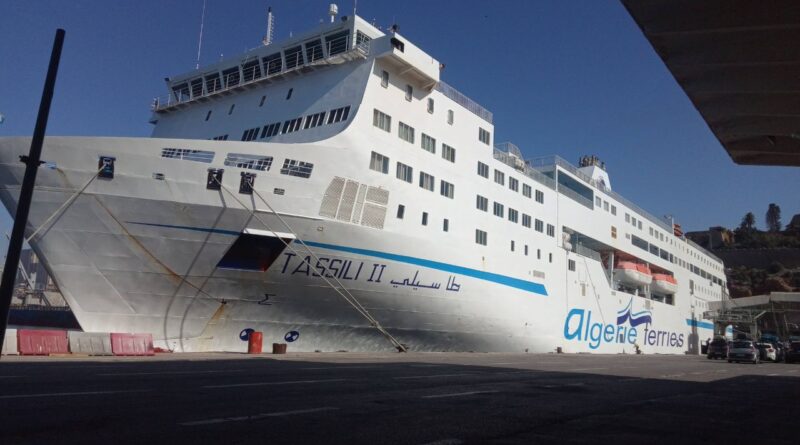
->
567;367;608;372
422;390;499;399
204;378;348;389
300;366;378;370
394;373;476;380
0;389;152;400
97;369;245;376
180;406;339;426
419;439;463;445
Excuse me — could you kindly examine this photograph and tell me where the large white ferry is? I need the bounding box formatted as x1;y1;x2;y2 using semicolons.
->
0;8;727;353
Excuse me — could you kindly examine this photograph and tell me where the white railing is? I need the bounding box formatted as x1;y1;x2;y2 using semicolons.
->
435;81;493;124
152;34;369;111
492;148;556;190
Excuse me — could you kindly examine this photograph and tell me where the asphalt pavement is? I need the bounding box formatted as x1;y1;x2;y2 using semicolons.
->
1;352;798;444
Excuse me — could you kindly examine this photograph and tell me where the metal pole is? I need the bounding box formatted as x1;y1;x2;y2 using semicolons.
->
0;29;65;355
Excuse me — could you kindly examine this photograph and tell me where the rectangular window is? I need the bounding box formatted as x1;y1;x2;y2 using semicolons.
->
611;205;616;215
373;109;391;132
568;260;576;271
326;106;351;124
476;195;488;211
396;162;413;183
419;172;434;191
547;224;555;237
649;227;654;236
381;70;389;88
369;151;389;174
421;133;436;153
611;226;617;239
397;204;405;219
224;153;273;171
494;170;505;186
161;148;215;163
281;117;302;134
212;134;229;141
241;127;259;141
525;245;529;256
522;214;531;228
399;122;415;144
535;190;544;204
631;216;637;227
535;219;544;233
442;144;456;163
443;218;449;232
604;201;609;212
405;84;413;101
508;208;519;223
477;162;489;178
479;127;491;145
260;122;281;138
427;98;434;114
595;196;602;207
638;221;643;230
493;202;504;218
509;177;519;192
447;109;454;125
625;213;631;223
440;180;455;199
303;111;327;129
422;212;428;226
511;240;515;252
523;184;532;198
280;158;314;178
476;229;487;246
537;249;541;260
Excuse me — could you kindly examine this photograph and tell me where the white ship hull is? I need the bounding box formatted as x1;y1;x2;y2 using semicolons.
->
0;135;714;354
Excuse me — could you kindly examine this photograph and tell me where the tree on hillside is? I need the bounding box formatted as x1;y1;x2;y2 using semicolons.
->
740;212;756;232
766;203;782;232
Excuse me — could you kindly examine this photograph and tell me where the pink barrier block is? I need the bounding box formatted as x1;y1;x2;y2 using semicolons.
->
17;329;69;355
110;333;155;356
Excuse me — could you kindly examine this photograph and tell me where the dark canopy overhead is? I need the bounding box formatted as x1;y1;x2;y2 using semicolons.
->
622;0;800;166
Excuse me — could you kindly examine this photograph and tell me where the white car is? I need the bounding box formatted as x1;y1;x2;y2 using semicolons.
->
756;342;777;361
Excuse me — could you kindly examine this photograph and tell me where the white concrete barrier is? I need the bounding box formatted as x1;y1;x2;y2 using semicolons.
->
68;331;113;355
2;329;19;355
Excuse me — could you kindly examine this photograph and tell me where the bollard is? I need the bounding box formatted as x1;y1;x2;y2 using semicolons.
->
272;343;287;354
248;331;263;354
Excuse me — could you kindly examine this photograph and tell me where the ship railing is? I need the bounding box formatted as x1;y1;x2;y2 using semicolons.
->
528;155;674;232
685;238;723;263
492;148;556;190
152;34;369;112
435;81;493;124
574;243;602;262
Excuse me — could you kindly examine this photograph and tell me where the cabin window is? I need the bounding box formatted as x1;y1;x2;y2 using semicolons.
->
493;202;504;218
397;204;405;219
286;88;293;100
568;260;576;271
172;83;190;102
511;240;515;252
604;201;609;212
427;98;434;114
443;219;449;232
373;109;391;132
525;245;529;256
508;208;519;223
205;110;212;122
419;172;435;191
399;122;415;143
522;214;531;228
547;224;555;237
396;162;413;183
535;219;544;232
476;229;487;246
611;226;617;239
476;195;488;211
369;151;389;174
405;84;413;101
381;70;389;88
421;212;428;226
421;133;436;153
509;177;519;192
477;162;489;178
228;104;235;115
280;159;314;178
595;197;602;207
522;184;532;198
549;253;553;263
479;127;491;145
537;249;541;259
442;144;456;163
447;109;454;125
440;180;454;199
535;190;544;204
259;95;266;107
611;205;617;215
494;170;505;186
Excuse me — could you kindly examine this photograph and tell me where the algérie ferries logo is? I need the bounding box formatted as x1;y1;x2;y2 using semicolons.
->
563;298;685;350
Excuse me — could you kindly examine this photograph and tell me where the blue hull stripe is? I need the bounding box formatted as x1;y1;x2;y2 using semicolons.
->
126;221;548;296
686;319;714;330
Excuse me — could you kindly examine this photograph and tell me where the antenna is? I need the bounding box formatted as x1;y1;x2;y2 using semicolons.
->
196;0;207;69
329;4;338;23
354;0;357;16
262;6;275;46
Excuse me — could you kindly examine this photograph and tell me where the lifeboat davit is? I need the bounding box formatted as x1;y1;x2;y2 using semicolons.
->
651;273;678;295
614;261;652;286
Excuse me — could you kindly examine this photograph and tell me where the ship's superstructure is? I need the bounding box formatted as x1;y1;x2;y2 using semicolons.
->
0;10;726;353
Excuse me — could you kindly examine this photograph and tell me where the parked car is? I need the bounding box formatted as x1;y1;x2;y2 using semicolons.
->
772;342;786;362
785;342;800;363
728;340;759;364
755;342;777;361
707;338;728;359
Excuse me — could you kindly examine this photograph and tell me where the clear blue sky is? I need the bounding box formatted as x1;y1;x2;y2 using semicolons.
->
1;0;798;253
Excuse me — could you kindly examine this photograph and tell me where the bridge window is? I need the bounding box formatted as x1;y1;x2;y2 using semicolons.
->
242;59;262;82
204;73;221;93
280;159;314;178
222;67;240;88
305;39;323;63
263;53;282;75
261;122;281;138
285;46;303;69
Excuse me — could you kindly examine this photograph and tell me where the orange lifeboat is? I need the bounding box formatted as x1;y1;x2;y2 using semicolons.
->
651;273;678;295
614;261;653;286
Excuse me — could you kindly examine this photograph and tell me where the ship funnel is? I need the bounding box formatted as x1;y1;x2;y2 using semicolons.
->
329;4;338;23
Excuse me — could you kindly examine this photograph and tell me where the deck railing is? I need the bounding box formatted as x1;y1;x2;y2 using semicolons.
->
436;81;493;124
